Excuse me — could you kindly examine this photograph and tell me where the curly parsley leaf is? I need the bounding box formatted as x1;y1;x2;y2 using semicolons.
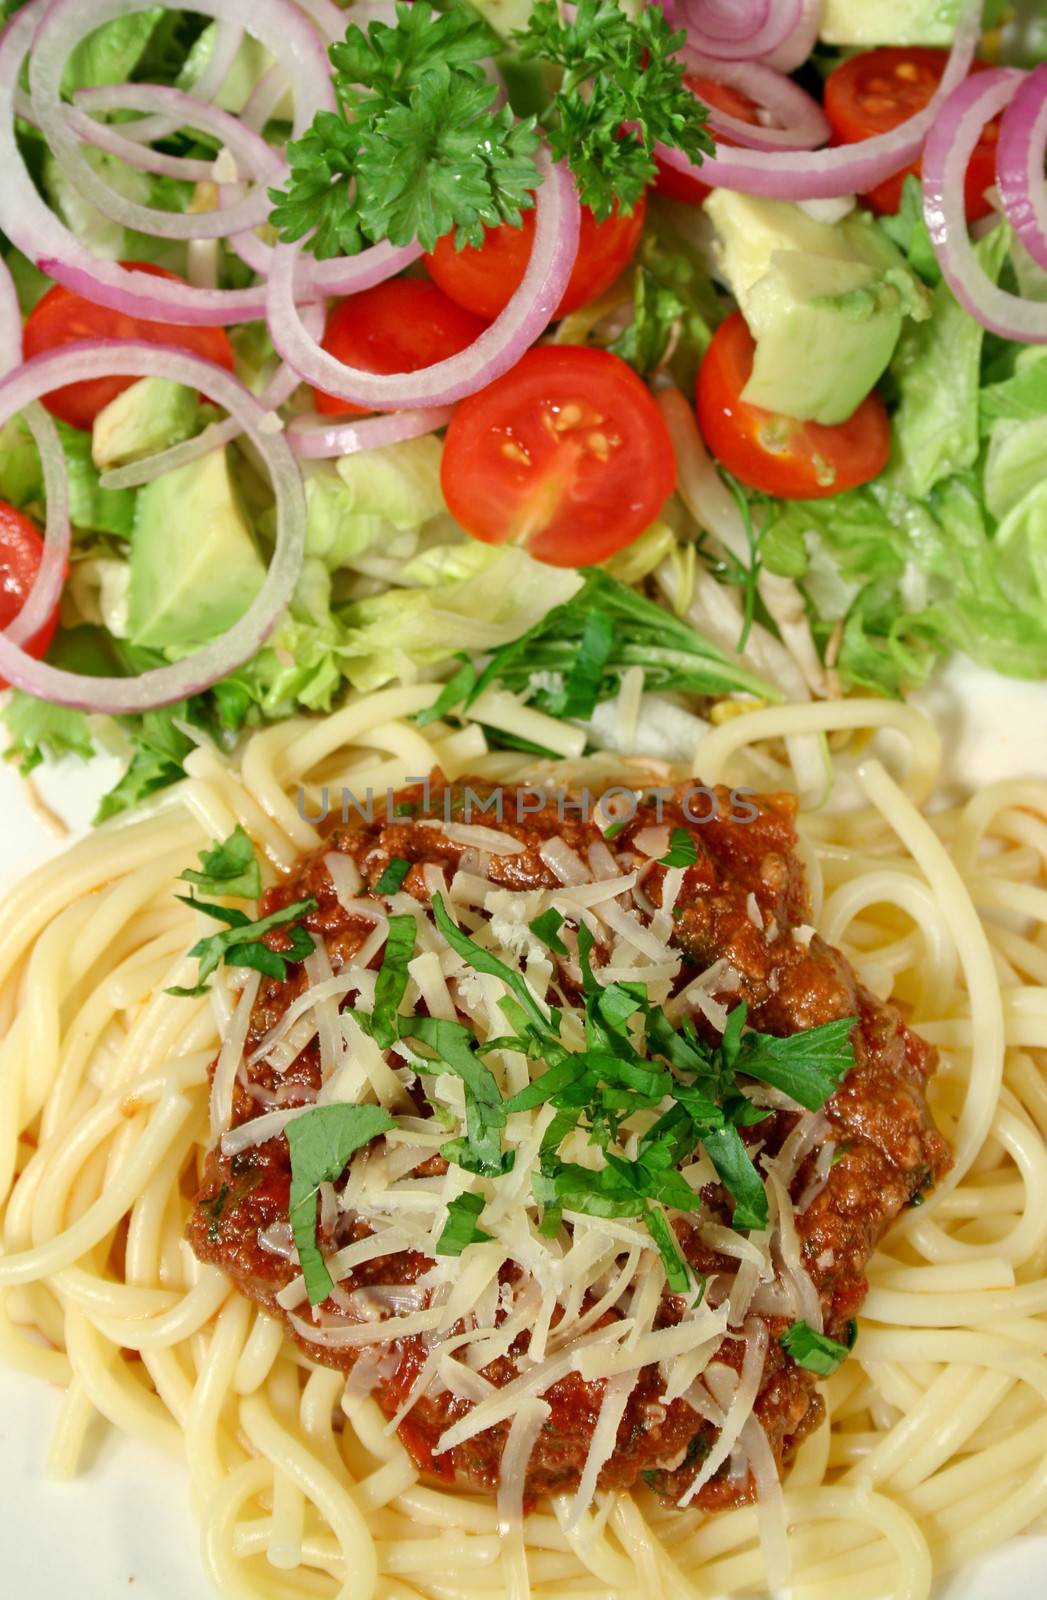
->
287;1104;396;1305
780;1318;858;1376
269;2;539;258
515;0;714;220
435;1191;494;1256
179;825;262;901
166;896;317;997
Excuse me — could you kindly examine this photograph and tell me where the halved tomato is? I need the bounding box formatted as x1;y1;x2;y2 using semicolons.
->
23;262;235;430
441;346;676;566
0;501;62;687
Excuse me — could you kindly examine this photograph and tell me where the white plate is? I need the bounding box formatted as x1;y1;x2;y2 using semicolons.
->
3;660;1047;1598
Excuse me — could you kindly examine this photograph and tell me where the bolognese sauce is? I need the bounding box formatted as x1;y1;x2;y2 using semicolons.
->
188;781;949;1508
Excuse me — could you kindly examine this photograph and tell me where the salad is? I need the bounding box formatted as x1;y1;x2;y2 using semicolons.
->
0;0;1046;821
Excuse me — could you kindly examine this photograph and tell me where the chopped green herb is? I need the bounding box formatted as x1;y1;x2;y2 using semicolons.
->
781;1318;858;1377
659;827;698;868
166;896;318;997
375;857;411;896
435;1191;493;1256
202;1183;230;1241
692;1273;709;1311
530;906;568;956
729;1006;856;1112
644;1203;692;1294
178;825;262;900
414;655;478;728
402;1014;510;1176
602;819;627;840
371;914;417;1048
557;610;616;720
287;1104;396;1305
432;892;557;1036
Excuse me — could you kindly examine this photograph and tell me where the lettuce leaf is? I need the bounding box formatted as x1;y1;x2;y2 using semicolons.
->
888;227;1010;500
338;545;584;692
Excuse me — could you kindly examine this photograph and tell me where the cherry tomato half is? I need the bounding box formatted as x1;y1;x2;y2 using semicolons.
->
654;76;763;206
696;312;890;500
824;47;998;219
23;262;236;431
311;279;490;417
0;501;62;687
424;195;647;324
441;345;675;567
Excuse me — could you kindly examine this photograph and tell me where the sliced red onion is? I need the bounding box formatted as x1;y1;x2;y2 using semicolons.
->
29;75;283;241
759;0;822;74
681;48;830;151
658;0;981;199
676;0;802;62
0;0;332;326
997;62;1047;275
228;213;422;298
287;406;454;460
61;102;219;183
925;69;1047;342
0;252;19;375
0;342;306;711
0;256;70;644
267;149;581;409
240;63;290;132
118;20;246;144
5;405;70;649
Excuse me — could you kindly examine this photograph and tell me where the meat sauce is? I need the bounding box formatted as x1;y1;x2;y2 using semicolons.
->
188;781;950;1506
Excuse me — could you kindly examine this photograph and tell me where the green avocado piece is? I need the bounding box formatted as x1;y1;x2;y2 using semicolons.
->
127;449;265;651
92;378;200;472
706;192;931;425
820;0;1006;47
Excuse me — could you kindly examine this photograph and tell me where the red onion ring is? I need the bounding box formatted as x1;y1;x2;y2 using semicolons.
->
681;48;830;151
997;62;1047;275
759;0;822;74
0;253;20;374
266;149;581;410
287;407;455;460
0;0;332;326
657;0;981;199
676;0;802;63
30;80;285;240
118;20;246;145
0;343;306;711
6;404;70;649
924;68;1047;343
241;63;290;132
0;256;71;647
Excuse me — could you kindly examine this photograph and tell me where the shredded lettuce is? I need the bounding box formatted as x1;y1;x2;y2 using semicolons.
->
888;228;1010;500
338;544;584;692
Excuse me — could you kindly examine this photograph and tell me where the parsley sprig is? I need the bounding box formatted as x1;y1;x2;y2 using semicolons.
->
514;0;714;220
270;1;538;257
270;0;712;258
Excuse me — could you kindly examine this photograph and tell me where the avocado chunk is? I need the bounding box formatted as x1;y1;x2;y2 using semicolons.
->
820;0;987;46
706;192;931;425
92;378;200;471
127;449;265;651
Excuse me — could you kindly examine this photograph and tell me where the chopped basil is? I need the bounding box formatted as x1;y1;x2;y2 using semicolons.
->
179;824;262;900
435;1192;493;1256
374;856;411;896
166;895;318;997
286;1104;396;1306
780;1318;858;1376
529;906;568;955
432;892;558;1036
370;914;417;1048
413;655;478;728
659;827;698;868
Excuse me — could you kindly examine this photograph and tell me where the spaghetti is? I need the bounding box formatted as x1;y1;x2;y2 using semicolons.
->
2;686;1047;1600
